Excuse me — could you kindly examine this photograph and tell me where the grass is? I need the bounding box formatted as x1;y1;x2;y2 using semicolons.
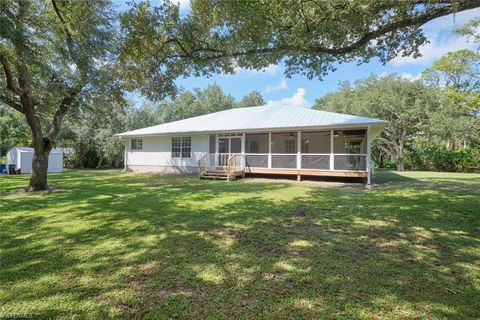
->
1;170;479;319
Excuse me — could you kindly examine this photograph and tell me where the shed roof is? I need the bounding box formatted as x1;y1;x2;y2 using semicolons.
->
117;104;387;137
8;147;64;154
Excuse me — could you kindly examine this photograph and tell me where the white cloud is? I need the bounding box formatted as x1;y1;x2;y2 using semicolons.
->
234;64;280;76
400;72;421;81
265;78;288;93
390;35;476;66
267;88;310;108
378;71;421;81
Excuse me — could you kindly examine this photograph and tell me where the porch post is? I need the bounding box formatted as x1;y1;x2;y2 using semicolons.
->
124;138;128;171
241;133;246;169
330;130;334;170
297;131;301;181
268;132;272;169
366;126;372;186
241;133;245;154
215;134;219;167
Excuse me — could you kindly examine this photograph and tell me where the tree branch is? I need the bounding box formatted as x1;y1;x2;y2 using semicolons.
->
0;93;24;113
164;1;480;61
48;89;78;141
51;0;76;61
51;0;87;83
0;54;21;95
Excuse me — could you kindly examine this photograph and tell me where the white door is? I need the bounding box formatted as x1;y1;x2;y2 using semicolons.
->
217;136;242;166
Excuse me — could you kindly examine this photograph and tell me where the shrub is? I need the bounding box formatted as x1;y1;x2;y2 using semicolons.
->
405;147;480;172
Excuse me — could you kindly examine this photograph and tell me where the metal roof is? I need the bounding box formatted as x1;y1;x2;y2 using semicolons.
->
116;104;387;137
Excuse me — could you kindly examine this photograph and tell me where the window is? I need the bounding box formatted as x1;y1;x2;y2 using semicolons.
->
271;132;297;154
131;138;143;150
172;137;191;158
181;137;191;158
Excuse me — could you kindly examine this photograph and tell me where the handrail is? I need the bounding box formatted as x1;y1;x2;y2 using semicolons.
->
198;154;208;177
227;154;236;181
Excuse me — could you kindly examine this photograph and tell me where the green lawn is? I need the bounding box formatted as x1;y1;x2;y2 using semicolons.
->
1;170;479;319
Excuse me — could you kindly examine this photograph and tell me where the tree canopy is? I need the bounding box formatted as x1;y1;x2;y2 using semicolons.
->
421;49;480;148
119;0;480;100
314;75;439;171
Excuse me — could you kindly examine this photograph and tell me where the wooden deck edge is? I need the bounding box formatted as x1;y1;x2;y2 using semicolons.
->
246;168;368;178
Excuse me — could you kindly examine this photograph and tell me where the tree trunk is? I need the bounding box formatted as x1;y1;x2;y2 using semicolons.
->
28;146;51;191
96;155;104;169
396;160;405;172
28;132;52;191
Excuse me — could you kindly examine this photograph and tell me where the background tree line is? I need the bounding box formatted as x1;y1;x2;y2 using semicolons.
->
0;84;264;168
2;44;479;173
315;45;480;171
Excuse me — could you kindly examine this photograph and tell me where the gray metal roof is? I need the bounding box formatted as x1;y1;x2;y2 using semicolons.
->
117;104;387;137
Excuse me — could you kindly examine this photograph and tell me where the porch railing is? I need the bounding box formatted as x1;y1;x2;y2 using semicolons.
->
243;153;367;171
198;153;246;174
200;153;367;174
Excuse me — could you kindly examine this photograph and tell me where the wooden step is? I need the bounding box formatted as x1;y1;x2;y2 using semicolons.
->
203;171;228;176
204;170;228;174
201;175;228;180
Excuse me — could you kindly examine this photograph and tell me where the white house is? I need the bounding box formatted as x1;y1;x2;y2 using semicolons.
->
6;147;63;174
116;104;387;184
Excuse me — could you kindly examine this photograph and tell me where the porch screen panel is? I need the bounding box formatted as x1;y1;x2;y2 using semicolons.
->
301;155;330;169
246;134;269;153
231;138;241;153
272;155;297;168
245;155;268;168
301;131;330;153
334;155;366;171
333;130;367;154
271;132;297;153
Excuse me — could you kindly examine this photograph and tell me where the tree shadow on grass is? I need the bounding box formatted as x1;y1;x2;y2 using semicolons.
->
1;171;479;319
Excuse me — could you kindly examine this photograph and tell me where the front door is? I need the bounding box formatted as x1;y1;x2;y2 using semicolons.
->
217;136;242;166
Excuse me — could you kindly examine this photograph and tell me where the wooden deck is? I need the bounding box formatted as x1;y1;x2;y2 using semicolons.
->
199;154;368;181
246;167;368;178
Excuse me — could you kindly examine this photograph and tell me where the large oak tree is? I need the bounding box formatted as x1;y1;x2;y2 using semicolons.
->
0;0;118;190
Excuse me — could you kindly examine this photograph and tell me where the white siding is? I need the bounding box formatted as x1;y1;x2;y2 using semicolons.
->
126;134;209;173
48;153;63;173
20;152;33;173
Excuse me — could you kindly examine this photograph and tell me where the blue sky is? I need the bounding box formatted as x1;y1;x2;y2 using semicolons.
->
126;2;479;107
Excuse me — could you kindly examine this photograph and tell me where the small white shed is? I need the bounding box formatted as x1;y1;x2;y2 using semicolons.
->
6;147;63;174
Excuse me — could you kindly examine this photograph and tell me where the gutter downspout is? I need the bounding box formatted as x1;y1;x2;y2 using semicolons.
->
366;126;372;187
123;138;128;172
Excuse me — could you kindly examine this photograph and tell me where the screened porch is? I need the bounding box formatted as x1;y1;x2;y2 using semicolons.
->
204;129;371;173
